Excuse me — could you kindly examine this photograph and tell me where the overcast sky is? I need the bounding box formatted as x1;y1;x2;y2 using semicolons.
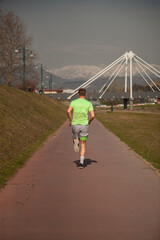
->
0;0;160;70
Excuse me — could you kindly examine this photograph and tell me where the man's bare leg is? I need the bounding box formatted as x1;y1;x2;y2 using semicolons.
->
73;138;79;152
80;140;86;157
79;140;86;168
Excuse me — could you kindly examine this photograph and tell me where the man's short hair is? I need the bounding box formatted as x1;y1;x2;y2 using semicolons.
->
78;88;86;96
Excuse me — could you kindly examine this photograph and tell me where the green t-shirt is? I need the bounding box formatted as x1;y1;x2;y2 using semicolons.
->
70;98;93;125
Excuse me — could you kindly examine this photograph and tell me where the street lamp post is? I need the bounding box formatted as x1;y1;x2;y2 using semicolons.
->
41;64;43;93
15;45;33;91
23;45;26;91
49;73;52;90
35;64;49;95
43;67;48;94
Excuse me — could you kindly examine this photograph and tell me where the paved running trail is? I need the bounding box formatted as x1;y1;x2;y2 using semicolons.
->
0;119;160;240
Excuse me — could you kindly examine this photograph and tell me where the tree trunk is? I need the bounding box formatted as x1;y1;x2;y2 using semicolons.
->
8;64;12;87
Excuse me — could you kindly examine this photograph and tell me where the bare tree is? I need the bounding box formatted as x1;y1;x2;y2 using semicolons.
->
0;9;37;87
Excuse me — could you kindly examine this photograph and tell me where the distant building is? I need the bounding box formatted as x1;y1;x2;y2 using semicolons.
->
63;89;74;93
44;89;63;94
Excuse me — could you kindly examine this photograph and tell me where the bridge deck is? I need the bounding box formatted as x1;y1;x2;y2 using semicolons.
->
0;119;160;240
50;91;160;100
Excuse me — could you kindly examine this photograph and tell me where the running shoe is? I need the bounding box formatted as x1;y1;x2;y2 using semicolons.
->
78;163;84;169
73;138;79;152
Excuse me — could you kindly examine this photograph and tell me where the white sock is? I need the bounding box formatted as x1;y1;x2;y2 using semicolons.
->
80;156;84;164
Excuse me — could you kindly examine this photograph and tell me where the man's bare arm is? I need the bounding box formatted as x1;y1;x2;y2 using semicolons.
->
88;110;95;124
67;106;73;125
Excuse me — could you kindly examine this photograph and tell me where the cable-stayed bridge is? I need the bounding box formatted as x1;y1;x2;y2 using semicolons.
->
65;51;160;109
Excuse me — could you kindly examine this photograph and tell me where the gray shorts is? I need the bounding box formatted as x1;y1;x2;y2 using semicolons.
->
72;125;89;139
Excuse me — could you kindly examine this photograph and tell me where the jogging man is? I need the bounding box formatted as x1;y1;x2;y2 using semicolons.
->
67;88;95;169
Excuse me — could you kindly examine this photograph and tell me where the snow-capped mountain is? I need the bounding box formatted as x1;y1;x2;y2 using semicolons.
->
50;65;102;80
50;64;160;80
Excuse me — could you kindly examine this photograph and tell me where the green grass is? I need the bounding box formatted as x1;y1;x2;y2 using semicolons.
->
96;111;160;170
0;86;67;187
133;103;160;111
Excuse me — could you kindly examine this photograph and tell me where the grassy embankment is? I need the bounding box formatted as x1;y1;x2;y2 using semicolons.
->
96;111;160;171
0;86;67;187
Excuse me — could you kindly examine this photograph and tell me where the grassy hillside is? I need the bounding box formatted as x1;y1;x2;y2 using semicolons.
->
0;86;67;187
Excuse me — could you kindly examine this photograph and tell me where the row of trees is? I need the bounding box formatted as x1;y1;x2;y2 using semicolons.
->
0;9;39;89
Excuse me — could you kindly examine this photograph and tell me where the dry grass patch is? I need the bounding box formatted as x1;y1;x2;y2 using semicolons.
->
96;111;160;170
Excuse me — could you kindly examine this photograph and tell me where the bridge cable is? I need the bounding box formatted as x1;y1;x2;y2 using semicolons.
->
99;58;125;93
135;54;160;75
134;55;160;79
99;59;126;99
133;63;155;92
134;58;160;91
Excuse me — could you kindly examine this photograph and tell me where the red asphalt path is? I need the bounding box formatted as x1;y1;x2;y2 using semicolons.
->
0;119;160;240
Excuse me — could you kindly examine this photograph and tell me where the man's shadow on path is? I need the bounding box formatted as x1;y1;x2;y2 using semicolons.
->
73;159;97;168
